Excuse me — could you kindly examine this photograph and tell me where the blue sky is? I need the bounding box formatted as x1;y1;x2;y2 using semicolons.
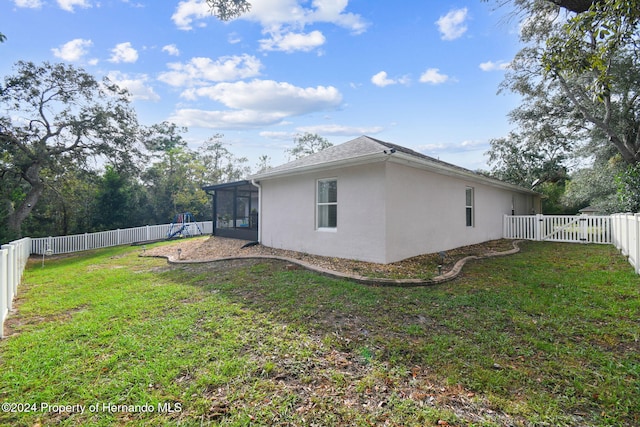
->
1;0;523;171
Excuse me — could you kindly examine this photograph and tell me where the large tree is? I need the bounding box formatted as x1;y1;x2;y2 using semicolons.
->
286;133;332;160
0;61;140;238
502;0;640;164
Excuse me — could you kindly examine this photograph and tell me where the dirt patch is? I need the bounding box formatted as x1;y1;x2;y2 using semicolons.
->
144;236;520;282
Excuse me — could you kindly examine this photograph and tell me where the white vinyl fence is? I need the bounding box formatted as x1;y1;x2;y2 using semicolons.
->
1;221;212;338
611;213;640;275
31;221;213;255
1;238;31;338
503;214;612;244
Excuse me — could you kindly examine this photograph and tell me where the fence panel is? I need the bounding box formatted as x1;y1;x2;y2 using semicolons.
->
0;238;31;338
503;215;537;240
504;214;611;244
612;213;640;274
0;248;7;338
30;221;213;255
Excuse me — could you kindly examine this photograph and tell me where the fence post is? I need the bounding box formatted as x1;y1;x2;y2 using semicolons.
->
625;214;632;257
0;248;7;338
146;225;150;242
503;214;508;238
580;214;588;243
1;245;15;311
635;214;640;275
535;214;543;241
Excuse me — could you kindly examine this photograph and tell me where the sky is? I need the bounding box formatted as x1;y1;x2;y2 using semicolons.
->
1;0;525;172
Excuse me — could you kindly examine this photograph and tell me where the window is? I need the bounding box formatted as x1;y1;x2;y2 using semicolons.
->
317;179;337;229
465;187;474;227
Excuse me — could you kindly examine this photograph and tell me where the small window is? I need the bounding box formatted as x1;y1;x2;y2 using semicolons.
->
465;187;474;227
317;179;337;229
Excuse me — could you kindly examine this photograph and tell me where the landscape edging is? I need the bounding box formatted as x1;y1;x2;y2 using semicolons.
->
146;240;525;287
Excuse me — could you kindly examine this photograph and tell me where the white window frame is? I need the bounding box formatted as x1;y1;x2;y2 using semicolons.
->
316;178;337;231
465;186;474;227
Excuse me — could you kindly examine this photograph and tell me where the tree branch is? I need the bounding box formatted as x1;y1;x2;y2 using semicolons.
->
547;0;601;13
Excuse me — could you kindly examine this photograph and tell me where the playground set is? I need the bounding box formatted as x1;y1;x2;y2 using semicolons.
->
166;212;203;239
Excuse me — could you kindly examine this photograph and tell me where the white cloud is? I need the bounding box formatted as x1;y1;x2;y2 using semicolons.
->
162;44;180;56
479;60;510;71
14;0;42;8
172;0;368;36
158;54;263;87
259;131;293;140
370;71;410;87
228;32;242;44
371;71;395;87
169;109;290;129
419;139;488;155
303;0;368;34
57;0;91;12
187;79;342;114
109;42;139;63
260;30;326;52
169;79;343;129
436;8;468;41
297;124;384;136
51;38;92;62
419;68;449;84
171;0;210;30
106;71;160;101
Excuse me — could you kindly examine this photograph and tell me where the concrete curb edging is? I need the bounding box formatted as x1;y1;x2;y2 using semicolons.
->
146;240;525;287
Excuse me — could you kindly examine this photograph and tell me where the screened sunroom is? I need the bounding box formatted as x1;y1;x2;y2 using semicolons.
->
202;180;259;241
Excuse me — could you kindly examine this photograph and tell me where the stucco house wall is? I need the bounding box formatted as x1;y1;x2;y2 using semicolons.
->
382;161;537;263
259;162;390;263
249;136;541;264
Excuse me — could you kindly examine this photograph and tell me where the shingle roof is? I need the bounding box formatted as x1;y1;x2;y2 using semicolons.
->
249;135;539;195
251;135;387;177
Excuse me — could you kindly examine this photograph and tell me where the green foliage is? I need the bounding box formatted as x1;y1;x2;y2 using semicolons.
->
0;61;140;237
0;63;258;242
286;132;332;160
615;163;640;212
489;0;640;211
93;166;148;230
206;0;251;21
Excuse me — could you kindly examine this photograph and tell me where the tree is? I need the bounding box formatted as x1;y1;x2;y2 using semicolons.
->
206;0;251;21
21;166;99;237
489;0;639;211
198;134;251;184
487;76;578;188
0;33;6;43
0;61;140;238
143;121;187;152
93;165;148;230
255;154;271;174
543;4;640;164
286;133;332;160
499;0;640;165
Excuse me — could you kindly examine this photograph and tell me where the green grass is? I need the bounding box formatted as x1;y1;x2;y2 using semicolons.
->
0;241;638;426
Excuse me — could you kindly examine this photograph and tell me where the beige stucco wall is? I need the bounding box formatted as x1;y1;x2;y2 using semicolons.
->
258;160;540;264
259;163;389;263
383;161;534;262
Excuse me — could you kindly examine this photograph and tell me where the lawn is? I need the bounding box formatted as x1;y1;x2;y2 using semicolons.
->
0;241;638;426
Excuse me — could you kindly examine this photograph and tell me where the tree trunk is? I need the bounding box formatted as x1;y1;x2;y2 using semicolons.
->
5;163;44;238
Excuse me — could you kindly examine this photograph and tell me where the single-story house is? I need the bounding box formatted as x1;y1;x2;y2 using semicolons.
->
204;136;541;264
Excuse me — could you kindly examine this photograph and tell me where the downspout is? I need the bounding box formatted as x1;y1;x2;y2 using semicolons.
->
250;179;262;243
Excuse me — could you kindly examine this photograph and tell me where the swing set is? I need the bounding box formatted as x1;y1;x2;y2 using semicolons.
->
166;212;203;239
